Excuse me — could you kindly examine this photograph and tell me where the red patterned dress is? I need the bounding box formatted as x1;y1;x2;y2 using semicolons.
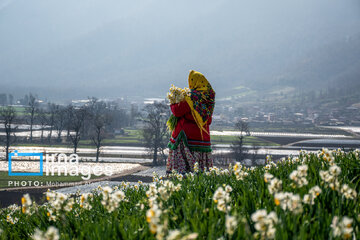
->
166;101;213;174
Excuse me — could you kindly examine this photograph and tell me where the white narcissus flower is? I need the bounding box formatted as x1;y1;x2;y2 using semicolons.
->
251;209;267;223
331;216;353;239
274;192;303;214
213;187;231;212
31;226;60;240
225;215;238;236
309;186;322;197
264;173;274;183
303;185;322;205
146;203;162;235
21;193;33;214
166;230;181;240
268;178;282;194
289;165;308;187
102;186;113;195
181;233;198;240
340;184;357;200
225;185;233;193
251;210;278;239
329;165;341;176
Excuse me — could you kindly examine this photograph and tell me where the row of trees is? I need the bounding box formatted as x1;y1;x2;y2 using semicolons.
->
1;93;253;165
0;96;130;162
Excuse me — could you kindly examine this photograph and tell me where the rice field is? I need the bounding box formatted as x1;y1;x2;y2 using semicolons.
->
0;149;359;239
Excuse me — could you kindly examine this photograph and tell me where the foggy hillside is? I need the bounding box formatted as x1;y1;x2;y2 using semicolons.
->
0;0;359;100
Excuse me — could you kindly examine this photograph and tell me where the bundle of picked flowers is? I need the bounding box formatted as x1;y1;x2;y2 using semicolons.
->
166;85;189;131
167;85;189;104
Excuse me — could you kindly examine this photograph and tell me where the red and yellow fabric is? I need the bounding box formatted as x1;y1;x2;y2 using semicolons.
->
168;70;215;152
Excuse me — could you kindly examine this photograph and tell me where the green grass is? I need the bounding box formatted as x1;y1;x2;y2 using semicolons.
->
0;150;359;239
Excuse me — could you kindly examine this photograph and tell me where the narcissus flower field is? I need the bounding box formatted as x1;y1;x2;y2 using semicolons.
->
0;149;359;239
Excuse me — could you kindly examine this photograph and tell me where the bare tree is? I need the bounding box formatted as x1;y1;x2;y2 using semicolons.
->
69;107;87;153
26;93;38;142
54;105;66;142
82;97;98;139
91;101;112;162
231;120;250;163
250;143;259;166
142;102;170;166
47;103;57;144
36;108;48;143
64;105;74;141
0;106;17;161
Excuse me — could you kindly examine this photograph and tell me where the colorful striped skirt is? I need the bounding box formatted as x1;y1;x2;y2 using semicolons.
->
166;141;213;174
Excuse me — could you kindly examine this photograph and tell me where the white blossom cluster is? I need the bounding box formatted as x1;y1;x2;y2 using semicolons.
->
264;173;282;194
45;191;75;221
319;165;341;191
303;186;322;205
21;193;37;215
330;216;353;239
5;204;20;225
289;164;308;187
100;186;126;213
233;163;249;180
251;209;278;239
225;215;238;236
31;226;59;240
213;185;232;212
167;85;190;104
145;178;197;240
274;192;303;214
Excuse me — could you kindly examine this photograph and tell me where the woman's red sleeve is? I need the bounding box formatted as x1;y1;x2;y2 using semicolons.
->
170;101;191;117
207;116;212;125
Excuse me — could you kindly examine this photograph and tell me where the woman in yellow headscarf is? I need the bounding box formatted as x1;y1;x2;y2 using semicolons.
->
167;70;215;174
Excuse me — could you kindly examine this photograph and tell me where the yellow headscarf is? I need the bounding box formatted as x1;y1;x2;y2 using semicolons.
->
185;70;215;139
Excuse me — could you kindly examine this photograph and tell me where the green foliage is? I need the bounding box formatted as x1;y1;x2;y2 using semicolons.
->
0;150;359;239
166;114;178;132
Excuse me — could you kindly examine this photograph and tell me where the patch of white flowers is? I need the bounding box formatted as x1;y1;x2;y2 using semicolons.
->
233;163;249;180
213;185;232;212
340;184;357;200
318;148;335;163
21;193;33;215
225;215;238;236
146;202;162;235
6;214;18;224
330;216;353;239
167;85;189;104
100;186;126;213
45;191;74;221
289;164;308;187
303;185;322;205
251;209;278;240
31;226;59;240
274;192;303;214
5;204;20;224
165;230;198;240
268;177;282;195
79;193;93;210
319;165;341;191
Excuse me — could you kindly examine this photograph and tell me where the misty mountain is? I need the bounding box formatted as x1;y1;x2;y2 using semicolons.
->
278;33;360;91
0;0;359;100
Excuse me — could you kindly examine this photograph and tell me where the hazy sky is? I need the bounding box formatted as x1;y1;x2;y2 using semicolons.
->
0;0;359;100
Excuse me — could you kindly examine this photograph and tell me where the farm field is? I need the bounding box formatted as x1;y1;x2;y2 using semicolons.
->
0;149;359;239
